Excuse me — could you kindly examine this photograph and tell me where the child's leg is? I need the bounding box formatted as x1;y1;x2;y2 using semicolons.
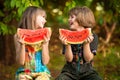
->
84;74;102;80
35;72;51;80
55;72;76;80
80;71;102;80
18;74;28;80
17;74;32;80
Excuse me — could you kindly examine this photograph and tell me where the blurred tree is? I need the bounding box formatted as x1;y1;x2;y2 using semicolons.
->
0;0;44;65
90;0;120;55
0;0;120;79
0;0;120;68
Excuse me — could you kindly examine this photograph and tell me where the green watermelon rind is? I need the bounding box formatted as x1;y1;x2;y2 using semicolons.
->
59;28;92;44
17;27;51;45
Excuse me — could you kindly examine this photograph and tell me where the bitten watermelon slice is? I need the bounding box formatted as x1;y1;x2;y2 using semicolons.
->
17;27;51;44
59;28;92;44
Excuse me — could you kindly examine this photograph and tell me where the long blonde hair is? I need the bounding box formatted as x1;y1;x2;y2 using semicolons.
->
18;6;46;29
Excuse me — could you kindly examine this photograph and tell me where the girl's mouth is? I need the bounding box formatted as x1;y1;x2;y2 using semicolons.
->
69;21;73;25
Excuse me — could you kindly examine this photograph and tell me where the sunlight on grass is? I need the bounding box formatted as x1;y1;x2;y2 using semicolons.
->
48;52;65;70
48;52;66;78
94;46;120;80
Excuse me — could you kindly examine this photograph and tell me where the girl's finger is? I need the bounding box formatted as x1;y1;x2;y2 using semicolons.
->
43;35;50;43
47;29;52;38
87;35;94;43
89;35;94;42
59;35;64;41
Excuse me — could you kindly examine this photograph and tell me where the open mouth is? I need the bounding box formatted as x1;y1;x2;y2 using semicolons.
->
69;21;73;25
37;27;42;29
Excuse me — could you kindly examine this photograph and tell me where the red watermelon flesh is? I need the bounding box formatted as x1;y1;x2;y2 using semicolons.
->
59;28;92;44
17;27;51;44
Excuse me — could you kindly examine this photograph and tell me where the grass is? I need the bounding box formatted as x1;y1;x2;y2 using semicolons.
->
1;46;120;80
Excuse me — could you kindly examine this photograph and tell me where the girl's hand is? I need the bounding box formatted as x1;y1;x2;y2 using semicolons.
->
84;35;94;44
15;34;25;45
42;31;51;45
59;35;69;45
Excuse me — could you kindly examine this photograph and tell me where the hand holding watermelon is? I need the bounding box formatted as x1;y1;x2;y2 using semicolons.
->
17;27;51;45
59;28;92;44
14;34;26;45
59;35;69;45
42;29;52;44
84;35;94;44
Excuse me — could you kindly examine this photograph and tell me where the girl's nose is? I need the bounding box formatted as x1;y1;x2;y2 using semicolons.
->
44;19;47;23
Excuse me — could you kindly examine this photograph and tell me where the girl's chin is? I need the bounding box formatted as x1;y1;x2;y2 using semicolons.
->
70;26;76;30
37;26;44;29
37;27;41;29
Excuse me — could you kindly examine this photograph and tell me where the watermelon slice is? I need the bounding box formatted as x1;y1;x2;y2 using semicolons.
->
59;28;92;44
17;27;51;44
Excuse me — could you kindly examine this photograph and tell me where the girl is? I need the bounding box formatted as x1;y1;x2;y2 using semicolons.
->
56;6;102;80
14;6;51;80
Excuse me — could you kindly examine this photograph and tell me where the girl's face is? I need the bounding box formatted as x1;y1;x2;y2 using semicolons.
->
36;12;46;29
68;15;79;30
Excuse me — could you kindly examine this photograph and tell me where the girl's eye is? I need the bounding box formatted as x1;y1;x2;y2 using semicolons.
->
71;15;76;18
70;16;74;19
43;16;46;19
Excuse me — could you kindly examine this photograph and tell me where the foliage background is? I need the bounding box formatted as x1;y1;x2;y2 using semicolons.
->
0;0;120;80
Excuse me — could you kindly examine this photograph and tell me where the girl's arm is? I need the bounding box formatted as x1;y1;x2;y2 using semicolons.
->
64;44;73;62
59;35;73;62
83;43;94;62
83;35;94;62
14;34;25;65
42;42;50;65
41;31;51;65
